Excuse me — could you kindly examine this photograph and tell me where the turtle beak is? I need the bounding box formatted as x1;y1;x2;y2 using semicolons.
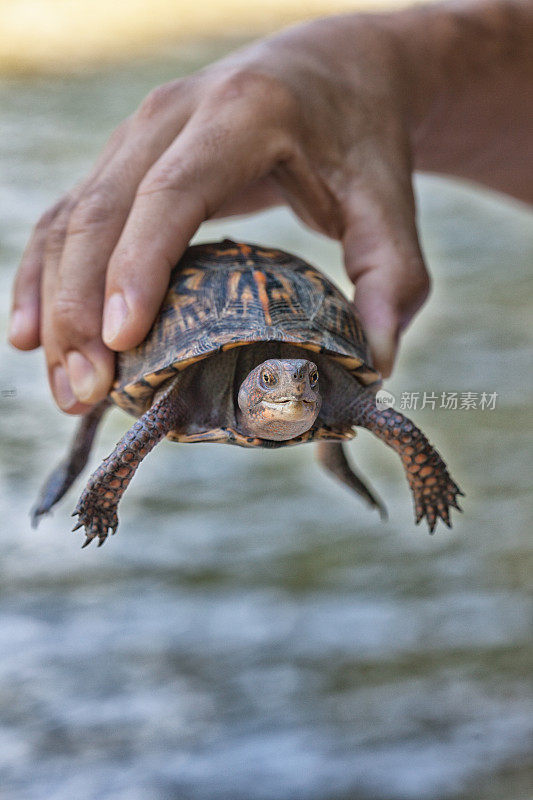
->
261;398;314;421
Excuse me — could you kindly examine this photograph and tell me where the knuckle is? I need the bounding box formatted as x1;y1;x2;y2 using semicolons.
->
34;195;71;234
414;270;431;306
106;116;131;149
211;67;292;110
136;80;182;120
417;267;431;299
52;292;96;338
45;212;70;257
138;159;192;197
205;68;296;157
68;183;120;232
402;257;431;312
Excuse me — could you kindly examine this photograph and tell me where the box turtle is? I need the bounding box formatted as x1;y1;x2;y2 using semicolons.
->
33;239;463;547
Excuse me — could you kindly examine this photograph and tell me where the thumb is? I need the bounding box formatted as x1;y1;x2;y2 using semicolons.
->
343;190;430;377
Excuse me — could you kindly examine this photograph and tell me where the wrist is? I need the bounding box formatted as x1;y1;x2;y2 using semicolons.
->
384;0;533;197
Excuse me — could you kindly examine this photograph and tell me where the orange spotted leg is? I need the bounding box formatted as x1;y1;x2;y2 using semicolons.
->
350;391;464;531
72;389;183;548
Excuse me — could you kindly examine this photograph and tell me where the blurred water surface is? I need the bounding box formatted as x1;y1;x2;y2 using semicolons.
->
0;47;532;800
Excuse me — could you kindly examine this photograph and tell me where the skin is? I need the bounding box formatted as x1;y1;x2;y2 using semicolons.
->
237;358;321;440
32;350;462;546
8;0;533;414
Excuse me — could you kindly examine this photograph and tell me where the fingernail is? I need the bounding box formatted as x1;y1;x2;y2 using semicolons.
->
103;293;128;344
8;309;27;342
52;365;77;410
66;351;97;402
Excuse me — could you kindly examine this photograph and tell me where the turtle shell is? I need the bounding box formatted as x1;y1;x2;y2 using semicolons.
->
111;239;381;415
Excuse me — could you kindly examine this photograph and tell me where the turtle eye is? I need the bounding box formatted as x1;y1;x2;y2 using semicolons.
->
309;368;319;388
261;370;277;388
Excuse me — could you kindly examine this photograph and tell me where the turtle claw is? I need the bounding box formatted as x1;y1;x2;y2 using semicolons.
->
72;488;119;548
412;474;463;534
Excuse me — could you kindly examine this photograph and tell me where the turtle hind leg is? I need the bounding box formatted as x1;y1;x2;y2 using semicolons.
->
31;399;110;528
316;441;387;520
73;389;182;548
349;392;464;532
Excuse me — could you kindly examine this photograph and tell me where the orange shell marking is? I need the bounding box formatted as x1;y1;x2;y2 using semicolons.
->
237;243;252;257
252;270;272;325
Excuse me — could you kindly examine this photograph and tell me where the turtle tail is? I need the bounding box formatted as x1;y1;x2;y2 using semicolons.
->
350;392;464;532
316;441;387;520
31;399;110;527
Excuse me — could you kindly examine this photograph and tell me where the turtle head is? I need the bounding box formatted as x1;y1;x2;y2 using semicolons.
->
237;358;321;441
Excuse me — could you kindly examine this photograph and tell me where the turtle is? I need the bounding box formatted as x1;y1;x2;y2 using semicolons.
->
32;239;463;547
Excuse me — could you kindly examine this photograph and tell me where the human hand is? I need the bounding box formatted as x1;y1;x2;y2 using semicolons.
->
9;13;430;414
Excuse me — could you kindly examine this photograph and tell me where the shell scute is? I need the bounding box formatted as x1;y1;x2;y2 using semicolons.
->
112;239;380;414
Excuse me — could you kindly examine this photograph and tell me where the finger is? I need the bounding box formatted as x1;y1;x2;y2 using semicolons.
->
213;175;284;217
38;205;97;414
9;199;67;351
49;364;95;416
48;163;151;405
103;96;289;351
272;147;344;238
43;87;194;407
9;119;133;354
343;184;430;377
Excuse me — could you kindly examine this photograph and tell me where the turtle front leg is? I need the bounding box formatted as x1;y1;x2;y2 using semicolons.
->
349;391;464;532
73;390;182;548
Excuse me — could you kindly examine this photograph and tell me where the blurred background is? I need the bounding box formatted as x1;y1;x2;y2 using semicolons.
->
1;1;532;799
